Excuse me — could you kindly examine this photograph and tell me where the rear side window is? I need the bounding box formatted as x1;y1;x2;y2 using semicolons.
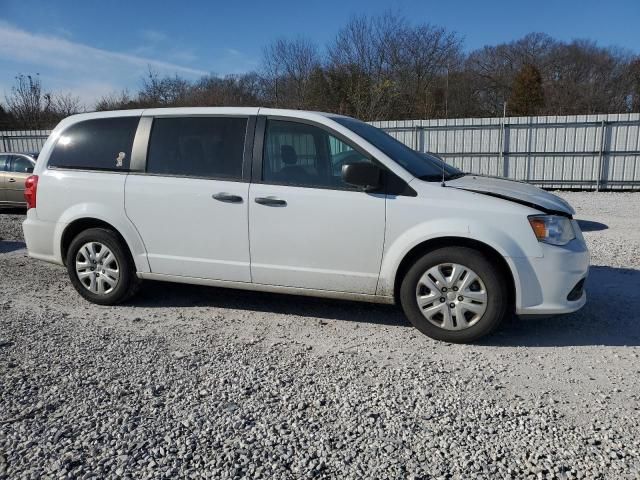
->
0;155;8;171
11;156;34;173
48;117;139;171
146;117;247;179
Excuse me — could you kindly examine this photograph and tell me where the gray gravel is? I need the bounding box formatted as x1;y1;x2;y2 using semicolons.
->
1;192;640;479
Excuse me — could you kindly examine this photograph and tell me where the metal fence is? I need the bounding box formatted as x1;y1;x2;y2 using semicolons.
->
2;112;640;190
372;113;640;190
0;129;51;154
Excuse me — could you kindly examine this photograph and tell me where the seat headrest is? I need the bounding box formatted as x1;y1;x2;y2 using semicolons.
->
281;145;297;165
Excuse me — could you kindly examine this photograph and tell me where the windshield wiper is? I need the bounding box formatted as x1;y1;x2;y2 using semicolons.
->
418;174;444;182
418;172;466;182
447;172;466;180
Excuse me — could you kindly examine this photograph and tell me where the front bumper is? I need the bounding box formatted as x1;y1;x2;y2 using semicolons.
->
511;235;589;316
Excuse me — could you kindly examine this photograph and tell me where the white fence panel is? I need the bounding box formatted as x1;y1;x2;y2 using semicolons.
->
0;129;51;154
373;113;640;190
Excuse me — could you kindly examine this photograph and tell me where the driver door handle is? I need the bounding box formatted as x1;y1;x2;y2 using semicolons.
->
255;196;287;207
212;193;243;203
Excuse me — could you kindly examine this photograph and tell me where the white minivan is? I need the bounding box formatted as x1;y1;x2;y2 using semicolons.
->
23;108;589;342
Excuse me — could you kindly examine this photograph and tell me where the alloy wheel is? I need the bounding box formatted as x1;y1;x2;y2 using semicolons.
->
415;263;488;331
75;242;120;295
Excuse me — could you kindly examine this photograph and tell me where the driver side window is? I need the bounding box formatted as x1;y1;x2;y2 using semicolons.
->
262;120;373;189
329;137;369;177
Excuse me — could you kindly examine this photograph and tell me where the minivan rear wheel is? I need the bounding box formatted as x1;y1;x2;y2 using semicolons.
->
399;247;508;343
66;228;140;305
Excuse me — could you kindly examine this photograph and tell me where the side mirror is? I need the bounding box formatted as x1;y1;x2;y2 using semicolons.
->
341;162;381;191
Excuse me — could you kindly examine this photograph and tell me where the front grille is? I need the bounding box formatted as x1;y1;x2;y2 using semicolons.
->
567;278;585;301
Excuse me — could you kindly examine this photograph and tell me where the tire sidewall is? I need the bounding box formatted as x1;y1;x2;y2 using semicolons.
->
400;247;508;343
66;228;134;305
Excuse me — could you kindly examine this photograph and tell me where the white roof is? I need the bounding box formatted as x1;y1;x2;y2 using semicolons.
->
63;106;349;122
143;107;346;120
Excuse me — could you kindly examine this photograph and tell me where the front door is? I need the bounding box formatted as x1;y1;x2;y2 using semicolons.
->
248;119;386;294
125;115;252;282
0;155;9;203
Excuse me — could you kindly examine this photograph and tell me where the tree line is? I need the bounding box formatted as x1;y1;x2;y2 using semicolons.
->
2;12;639;130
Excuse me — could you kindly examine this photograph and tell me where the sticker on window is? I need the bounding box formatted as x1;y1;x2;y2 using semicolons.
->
115;152;126;168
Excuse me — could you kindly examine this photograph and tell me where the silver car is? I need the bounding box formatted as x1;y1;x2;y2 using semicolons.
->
0;153;36;207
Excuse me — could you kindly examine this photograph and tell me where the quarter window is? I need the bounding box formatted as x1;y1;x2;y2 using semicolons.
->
0;155;8;171
263;120;372;189
146;117;247;179
48;117;139;170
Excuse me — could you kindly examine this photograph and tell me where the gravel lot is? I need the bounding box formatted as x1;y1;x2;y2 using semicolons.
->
1;192;640;479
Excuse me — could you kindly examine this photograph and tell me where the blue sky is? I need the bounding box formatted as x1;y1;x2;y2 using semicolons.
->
1;0;639;107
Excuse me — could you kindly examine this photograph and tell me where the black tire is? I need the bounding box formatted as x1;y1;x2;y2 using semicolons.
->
66;227;141;305
399;247;508;343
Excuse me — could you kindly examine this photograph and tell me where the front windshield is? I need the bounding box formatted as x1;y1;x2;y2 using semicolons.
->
332;116;463;181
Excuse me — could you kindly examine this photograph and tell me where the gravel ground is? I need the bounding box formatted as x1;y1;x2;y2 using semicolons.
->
1;192;639;479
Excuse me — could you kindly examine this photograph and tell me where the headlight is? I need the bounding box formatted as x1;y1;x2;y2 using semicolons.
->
528;215;575;246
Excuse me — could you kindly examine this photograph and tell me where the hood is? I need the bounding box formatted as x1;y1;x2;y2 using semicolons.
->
446;174;575;216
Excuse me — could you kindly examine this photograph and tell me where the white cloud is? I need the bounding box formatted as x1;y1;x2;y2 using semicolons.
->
218;48;259;73
168;49;198;64
133;28;199;65
0;21;209;78
54;27;73;39
0;21;259;108
139;29;168;43
0;21;211;107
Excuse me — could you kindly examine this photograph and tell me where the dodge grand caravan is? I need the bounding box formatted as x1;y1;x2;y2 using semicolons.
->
22;108;589;343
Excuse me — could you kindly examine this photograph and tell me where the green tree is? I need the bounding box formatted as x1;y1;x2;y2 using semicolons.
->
509;64;544;116
630;58;640;112
0;104;14;129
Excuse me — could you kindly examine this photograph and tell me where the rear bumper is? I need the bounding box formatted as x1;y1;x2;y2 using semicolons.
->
511;238;589;316
22;210;63;265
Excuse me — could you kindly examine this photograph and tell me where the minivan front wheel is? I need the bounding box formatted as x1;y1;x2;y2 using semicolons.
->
66;228;140;305
399;247;508;343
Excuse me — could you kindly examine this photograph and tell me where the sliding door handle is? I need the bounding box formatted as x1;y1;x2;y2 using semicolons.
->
255;196;287;207
8;178;16;183
212;193;243;203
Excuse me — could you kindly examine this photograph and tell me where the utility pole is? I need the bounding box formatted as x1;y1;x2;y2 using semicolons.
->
445;63;449;118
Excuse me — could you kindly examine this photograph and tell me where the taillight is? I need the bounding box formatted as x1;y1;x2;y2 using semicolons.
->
24;175;38;209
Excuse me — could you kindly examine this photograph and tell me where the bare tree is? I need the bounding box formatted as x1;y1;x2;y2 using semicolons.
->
51;92;82;117
95;90;137;111
464;33;558;116
139;68;190;106
463;34;639;116
327;13;402;120
6;17;640;124
545;41;634;114
3;74;82;127
393;24;462;118
4;74;51;128
262;37;320;108
326;12;462;120
187;74;261;106
629;58;640;112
